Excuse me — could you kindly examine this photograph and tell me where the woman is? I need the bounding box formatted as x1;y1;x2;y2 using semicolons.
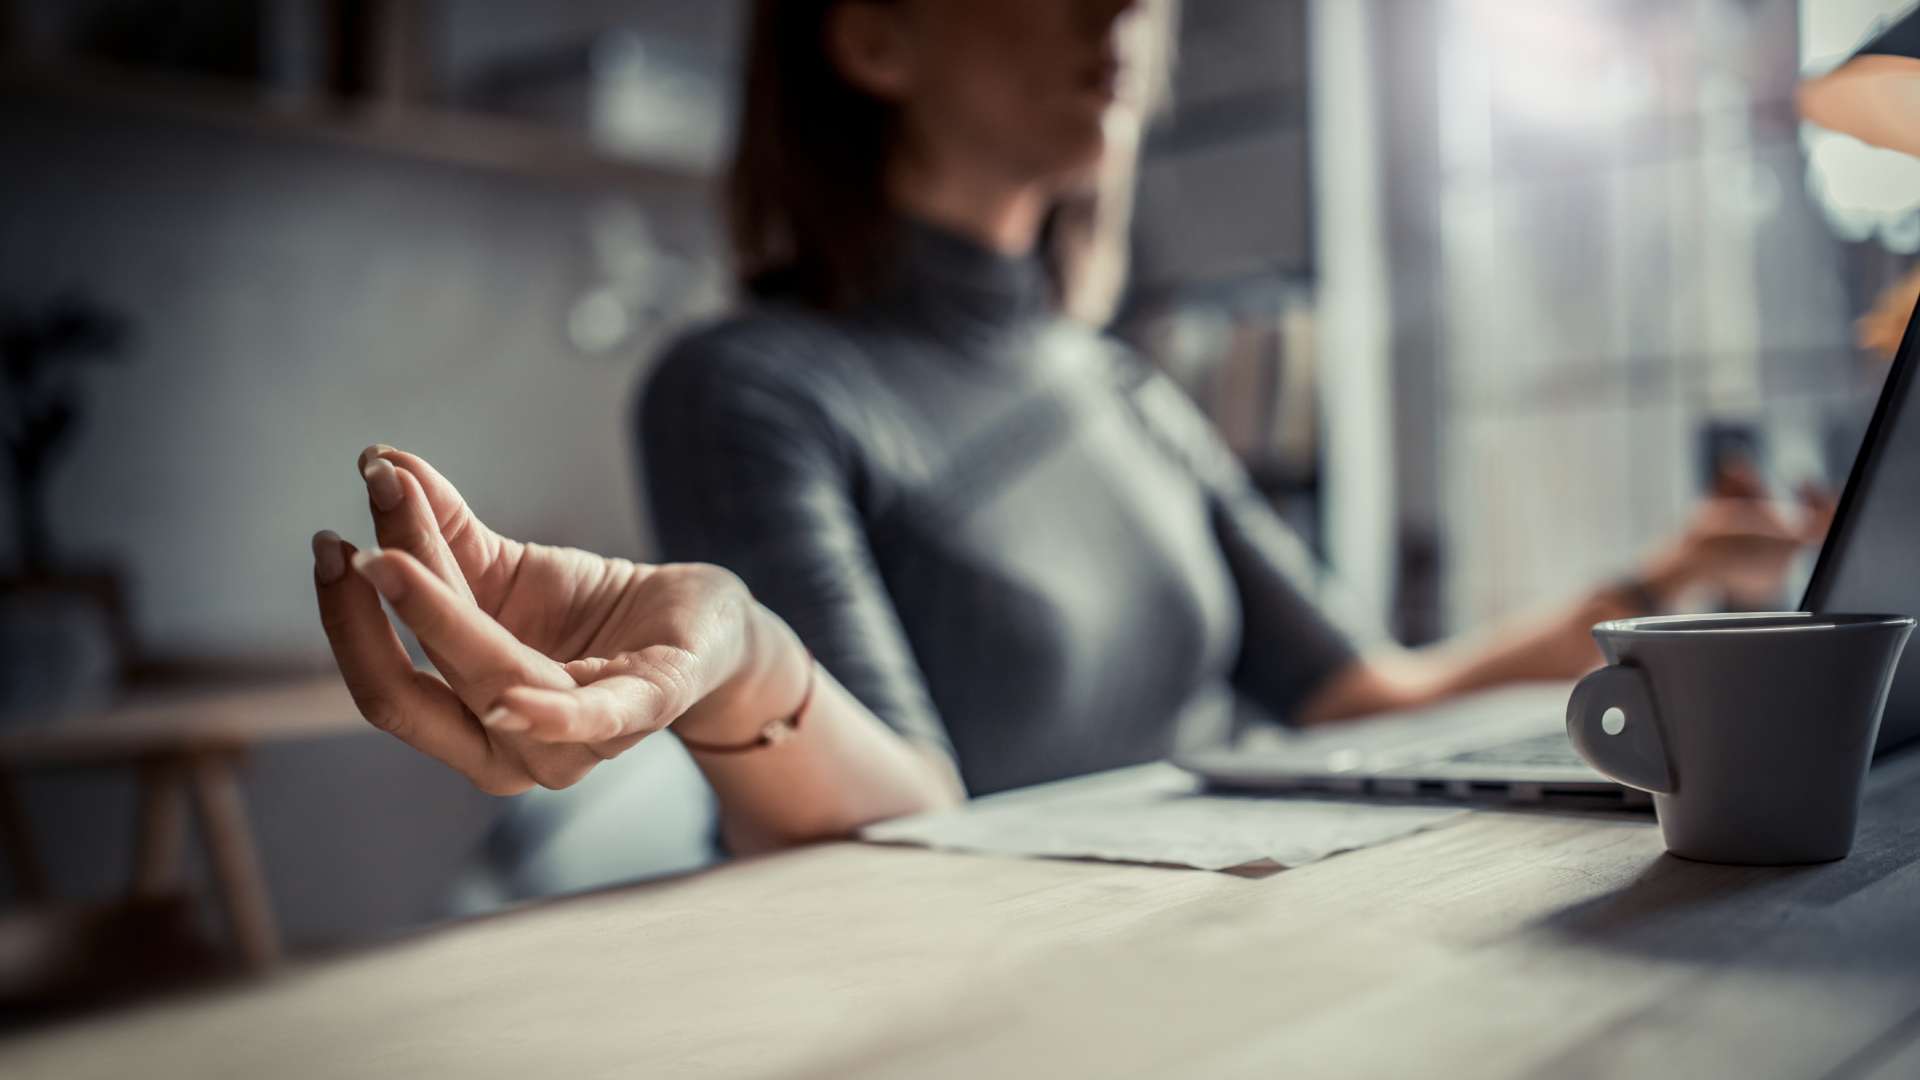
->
312;0;1818;851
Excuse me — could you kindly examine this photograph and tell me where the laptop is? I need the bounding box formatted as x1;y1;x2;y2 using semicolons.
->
1179;296;1920;810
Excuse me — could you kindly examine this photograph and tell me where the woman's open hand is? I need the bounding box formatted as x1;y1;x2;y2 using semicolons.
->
1639;468;1835;608
311;447;804;795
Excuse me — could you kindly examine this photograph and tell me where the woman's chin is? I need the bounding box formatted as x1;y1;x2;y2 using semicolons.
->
1033;122;1119;185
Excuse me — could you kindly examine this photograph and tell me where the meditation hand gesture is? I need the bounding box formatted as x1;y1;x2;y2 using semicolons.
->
310;447;807;796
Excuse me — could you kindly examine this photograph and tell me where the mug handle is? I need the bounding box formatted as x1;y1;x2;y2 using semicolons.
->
1565;664;1675;794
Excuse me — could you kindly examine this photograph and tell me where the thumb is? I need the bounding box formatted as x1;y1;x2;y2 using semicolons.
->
493;646;715;744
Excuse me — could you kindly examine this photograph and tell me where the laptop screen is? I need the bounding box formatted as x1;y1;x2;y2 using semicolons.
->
1802;294;1920;752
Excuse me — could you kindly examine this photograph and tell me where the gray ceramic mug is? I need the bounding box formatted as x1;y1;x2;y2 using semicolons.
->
1566;612;1914;865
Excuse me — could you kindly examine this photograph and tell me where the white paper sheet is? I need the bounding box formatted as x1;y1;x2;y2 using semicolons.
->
861;763;1471;872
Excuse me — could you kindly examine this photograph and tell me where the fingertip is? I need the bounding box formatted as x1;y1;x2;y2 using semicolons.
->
312;530;347;585
563;657;612;683
390;460;431;502
519;723;589;745
362;457;404;512
481;704;530;733
358;443;399;471
351;548;409;602
498;684;569;720
498;685;602;743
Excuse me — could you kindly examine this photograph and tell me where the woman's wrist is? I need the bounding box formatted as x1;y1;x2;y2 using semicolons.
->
673;601;811;746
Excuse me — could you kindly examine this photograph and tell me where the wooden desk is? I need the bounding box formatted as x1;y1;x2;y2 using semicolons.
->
5;751;1920;1078
0;680;363;970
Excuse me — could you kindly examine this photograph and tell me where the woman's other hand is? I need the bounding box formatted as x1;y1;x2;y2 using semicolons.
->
1300;465;1839;726
1638;468;1834;609
311;447;807;796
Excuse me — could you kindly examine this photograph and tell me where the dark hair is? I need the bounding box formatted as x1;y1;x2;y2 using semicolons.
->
728;0;901;310
727;0;1167;319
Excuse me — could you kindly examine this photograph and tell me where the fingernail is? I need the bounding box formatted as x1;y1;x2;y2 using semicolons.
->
351;549;407;602
358;443;398;471
483;706;530;733
311;530;346;584
362;458;403;512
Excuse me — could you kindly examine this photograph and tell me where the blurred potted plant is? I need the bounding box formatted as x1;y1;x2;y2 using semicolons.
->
0;296;133;721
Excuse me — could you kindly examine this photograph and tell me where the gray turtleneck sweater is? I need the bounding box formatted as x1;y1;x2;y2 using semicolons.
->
636;221;1355;795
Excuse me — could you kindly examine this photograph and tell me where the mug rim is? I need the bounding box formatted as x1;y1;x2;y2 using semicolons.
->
1595;611;1916;635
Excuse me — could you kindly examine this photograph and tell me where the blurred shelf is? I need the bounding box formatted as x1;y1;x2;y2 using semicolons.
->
0;58;714;194
1247;460;1319;497
1444;345;1883;415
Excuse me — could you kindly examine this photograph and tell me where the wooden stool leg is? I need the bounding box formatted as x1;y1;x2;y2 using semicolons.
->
0;766;49;902
131;757;188;899
186;752;282;970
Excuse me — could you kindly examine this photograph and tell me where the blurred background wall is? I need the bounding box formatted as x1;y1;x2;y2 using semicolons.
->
0;0;1912;952
1424;0;1885;635
0;103;708;653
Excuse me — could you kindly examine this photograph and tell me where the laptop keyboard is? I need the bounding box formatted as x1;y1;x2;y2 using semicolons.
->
1444;731;1588;768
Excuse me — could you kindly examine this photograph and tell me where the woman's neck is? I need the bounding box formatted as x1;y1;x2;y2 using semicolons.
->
886;148;1051;256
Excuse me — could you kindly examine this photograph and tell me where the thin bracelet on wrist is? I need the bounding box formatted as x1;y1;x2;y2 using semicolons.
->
678;651;816;755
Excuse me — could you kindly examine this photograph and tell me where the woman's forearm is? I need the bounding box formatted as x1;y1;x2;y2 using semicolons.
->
1297;586;1633;725
1406;591;1618;694
1798;55;1920;159
676;604;964;852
